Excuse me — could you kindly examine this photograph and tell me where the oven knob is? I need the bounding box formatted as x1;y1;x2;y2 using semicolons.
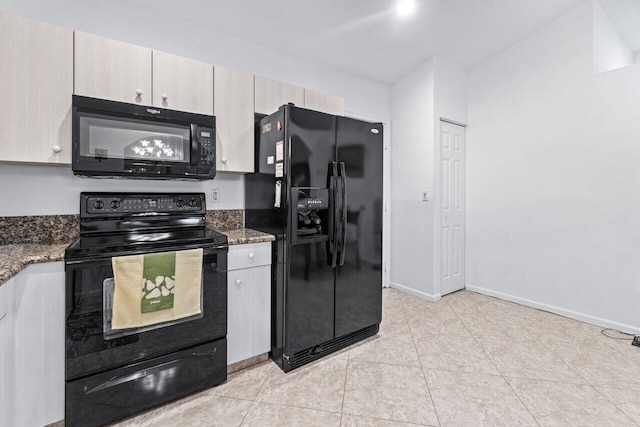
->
93;200;104;210
110;200;120;209
176;199;184;207
188;199;198;208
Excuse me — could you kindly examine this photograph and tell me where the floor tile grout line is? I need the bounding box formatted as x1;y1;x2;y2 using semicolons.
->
339;347;351;426
442;293;543;427
241;398;344;416
591;387;640;426
450;291;640;426
238;363;274;426
399;291;442;427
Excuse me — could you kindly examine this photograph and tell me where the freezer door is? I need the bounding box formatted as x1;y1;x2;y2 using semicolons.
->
286;242;335;355
285;107;337;355
334;117;383;338
288;106;336;188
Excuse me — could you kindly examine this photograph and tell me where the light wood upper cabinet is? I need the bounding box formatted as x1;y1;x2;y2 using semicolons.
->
214;66;255;173
254;76;304;115
0;12;73;164
74;31;152;105
304;88;345;116
152;51;213;115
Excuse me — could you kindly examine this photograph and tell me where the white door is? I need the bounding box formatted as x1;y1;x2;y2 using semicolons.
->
440;121;465;295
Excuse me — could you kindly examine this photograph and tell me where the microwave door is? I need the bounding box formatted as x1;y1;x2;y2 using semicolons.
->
72;95;216;180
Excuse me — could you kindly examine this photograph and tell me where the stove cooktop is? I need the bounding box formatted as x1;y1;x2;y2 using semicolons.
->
65;228;228;260
66;192;228;260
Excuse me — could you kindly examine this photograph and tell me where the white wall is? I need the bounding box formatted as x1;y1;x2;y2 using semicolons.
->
467;0;640;333
594;0;634;73
0;0;390;216
432;58;468;296
390;59;435;299
0;165;244;215
389;57;467;300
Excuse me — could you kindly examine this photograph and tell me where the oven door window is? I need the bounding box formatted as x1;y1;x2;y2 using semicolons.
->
78;112;191;163
102;277;203;340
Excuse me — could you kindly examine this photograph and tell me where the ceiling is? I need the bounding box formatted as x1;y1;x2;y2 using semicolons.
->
0;0;588;84
598;0;640;52
128;0;586;84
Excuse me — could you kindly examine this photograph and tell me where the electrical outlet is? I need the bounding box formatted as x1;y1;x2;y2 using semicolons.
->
210;189;220;204
422;190;429;202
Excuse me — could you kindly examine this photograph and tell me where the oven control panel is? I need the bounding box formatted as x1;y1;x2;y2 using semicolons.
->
84;193;205;215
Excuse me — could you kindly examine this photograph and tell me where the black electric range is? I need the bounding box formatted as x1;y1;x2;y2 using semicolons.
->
64;192;228;427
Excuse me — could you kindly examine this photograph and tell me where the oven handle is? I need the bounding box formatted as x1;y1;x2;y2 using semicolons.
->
85;352;216;394
65;251;221;269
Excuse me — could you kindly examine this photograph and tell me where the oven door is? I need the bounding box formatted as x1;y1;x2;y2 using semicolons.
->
65;247;227;381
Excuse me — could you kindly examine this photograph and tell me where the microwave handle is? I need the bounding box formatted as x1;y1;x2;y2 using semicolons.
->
190;124;200;166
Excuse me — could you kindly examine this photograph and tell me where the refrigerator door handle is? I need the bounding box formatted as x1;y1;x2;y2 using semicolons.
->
327;162;339;268
338;162;348;266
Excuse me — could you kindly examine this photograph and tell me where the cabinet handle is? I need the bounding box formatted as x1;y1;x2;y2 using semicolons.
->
136;89;143;96
52;145;61;153
161;93;168;100
235;279;242;286
221;158;228;164
248;253;255;259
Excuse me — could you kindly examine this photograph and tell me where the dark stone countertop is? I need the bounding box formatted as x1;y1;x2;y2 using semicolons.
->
0;242;69;287
0;228;275;286
220;228;276;245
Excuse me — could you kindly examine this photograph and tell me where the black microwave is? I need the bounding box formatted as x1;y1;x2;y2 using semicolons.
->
72;95;215;180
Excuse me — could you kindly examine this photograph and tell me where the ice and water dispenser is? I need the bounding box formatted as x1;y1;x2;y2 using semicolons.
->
290;187;330;244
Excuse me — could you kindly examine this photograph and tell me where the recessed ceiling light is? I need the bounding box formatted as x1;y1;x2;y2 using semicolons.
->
396;0;416;18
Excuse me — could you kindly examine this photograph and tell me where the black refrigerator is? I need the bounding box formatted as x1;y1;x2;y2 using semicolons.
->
245;104;383;372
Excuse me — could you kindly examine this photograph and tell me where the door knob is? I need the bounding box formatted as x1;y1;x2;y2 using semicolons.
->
248;253;255;259
161;94;168;100
136;89;143;96
235;279;242;286
52;145;61;153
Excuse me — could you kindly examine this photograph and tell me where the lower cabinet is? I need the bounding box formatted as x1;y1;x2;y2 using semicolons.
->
0;262;65;427
0;275;14;427
227;242;271;365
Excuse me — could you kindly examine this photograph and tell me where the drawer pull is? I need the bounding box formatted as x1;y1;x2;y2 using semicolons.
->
235;279;242;286
248;253;255;259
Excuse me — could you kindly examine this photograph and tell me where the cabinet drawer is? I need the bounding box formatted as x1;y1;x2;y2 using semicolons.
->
228;243;271;270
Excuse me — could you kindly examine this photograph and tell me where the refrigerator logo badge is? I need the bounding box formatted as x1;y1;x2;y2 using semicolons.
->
262;122;272;134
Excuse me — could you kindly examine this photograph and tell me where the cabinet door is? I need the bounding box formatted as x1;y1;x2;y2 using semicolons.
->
214;66;255;173
304;88;345;116
0;12;73;164
75;31;152;105
152;51;213;115
255;76;304;115
13;263;65;427
227;266;271;365
0;278;15;427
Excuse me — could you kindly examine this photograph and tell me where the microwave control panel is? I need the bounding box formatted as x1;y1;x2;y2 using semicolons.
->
198;128;214;166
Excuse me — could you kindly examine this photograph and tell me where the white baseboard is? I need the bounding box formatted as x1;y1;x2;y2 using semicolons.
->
466;284;640;335
390;282;441;302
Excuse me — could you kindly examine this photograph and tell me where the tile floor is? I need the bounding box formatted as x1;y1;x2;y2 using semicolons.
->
115;289;640;426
